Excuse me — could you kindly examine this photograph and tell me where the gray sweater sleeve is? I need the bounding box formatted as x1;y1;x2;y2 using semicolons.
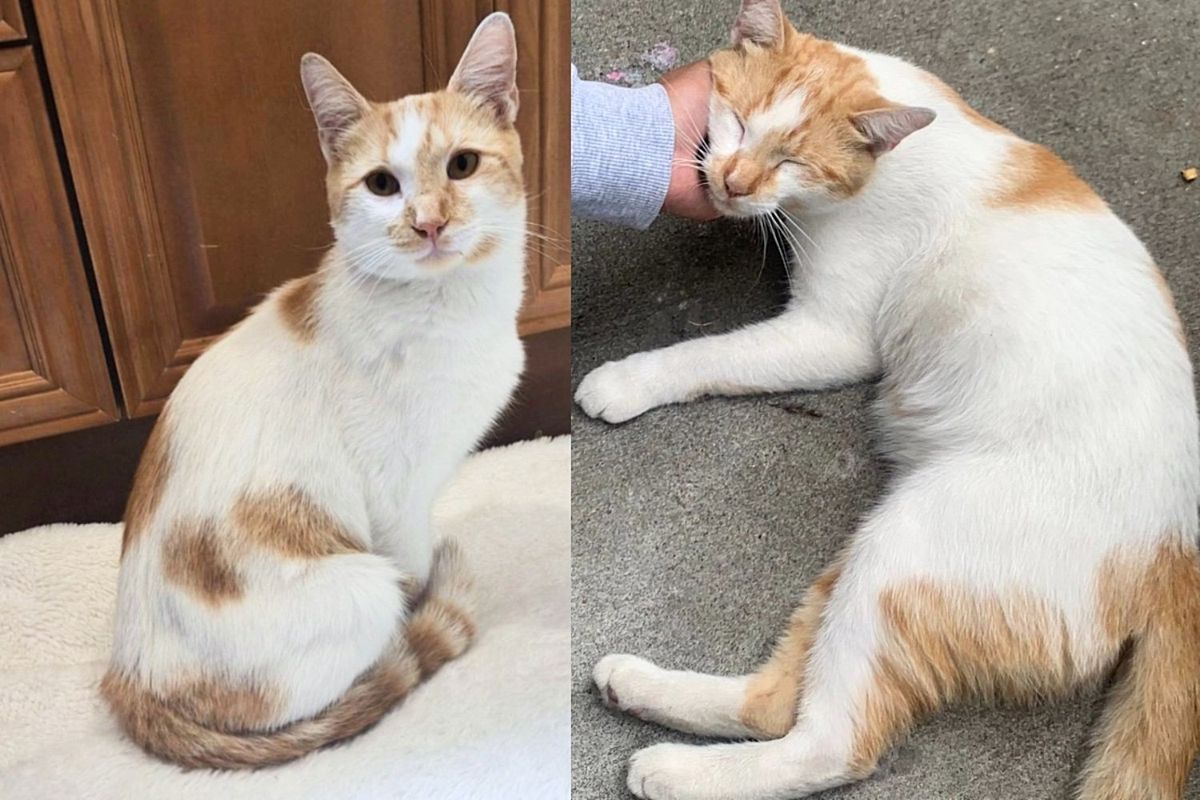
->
570;66;674;229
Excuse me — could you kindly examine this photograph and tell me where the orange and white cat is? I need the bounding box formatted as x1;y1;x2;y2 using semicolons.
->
577;1;1199;798
102;13;527;769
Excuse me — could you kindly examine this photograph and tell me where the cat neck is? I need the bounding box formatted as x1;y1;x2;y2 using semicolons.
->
310;237;524;356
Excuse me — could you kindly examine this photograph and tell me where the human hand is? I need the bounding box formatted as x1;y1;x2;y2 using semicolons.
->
659;60;721;221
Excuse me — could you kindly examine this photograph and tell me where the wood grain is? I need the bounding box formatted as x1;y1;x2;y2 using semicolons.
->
499;0;571;334
0;0;25;41
0;46;117;446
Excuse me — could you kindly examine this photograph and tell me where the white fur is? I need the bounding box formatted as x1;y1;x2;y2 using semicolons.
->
579;38;1198;800
0;438;569;799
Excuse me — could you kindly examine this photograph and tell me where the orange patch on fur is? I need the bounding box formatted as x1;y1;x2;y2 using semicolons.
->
1083;540;1200;799
278;274;321;342
100;645;423;769
121;409;174;555
100;672;280;735
406;597;475;676
161;518;242;604
852;582;1079;774
739;560;843;738
989;141;1106;211
233;486;365;559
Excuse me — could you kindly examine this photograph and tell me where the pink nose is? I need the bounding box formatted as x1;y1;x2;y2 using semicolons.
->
724;175;751;199
411;219;447;244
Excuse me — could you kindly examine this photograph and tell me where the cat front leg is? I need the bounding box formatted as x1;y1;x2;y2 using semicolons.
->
575;309;878;424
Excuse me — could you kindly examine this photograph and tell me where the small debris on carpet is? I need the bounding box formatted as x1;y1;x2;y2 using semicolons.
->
1182;166;1198;182
641;41;680;72
771;402;826;419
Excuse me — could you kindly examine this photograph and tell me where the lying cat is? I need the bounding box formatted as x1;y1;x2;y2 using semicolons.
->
577;1;1199;798
102;13;527;769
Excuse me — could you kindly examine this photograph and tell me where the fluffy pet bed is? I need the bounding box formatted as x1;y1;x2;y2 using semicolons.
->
0;437;569;800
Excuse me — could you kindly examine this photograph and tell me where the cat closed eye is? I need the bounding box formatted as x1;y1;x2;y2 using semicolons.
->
448;151;481;180
364;170;401;196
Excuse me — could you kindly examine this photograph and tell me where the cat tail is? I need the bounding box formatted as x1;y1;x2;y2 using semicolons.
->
102;540;476;770
1076;544;1200;800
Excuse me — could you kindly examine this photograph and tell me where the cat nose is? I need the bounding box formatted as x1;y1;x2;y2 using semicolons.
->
411;219;447;243
724;174;752;199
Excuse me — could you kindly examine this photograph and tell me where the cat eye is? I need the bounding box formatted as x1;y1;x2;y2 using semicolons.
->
448;151;481;180
364;170;401;196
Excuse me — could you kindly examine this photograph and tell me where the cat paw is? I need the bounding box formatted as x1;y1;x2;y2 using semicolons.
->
627;743;716;800
593;653;659;719
575;358;660;424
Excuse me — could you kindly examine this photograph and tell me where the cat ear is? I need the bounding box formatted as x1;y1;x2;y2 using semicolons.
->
449;12;519;125
851;106;937;156
300;53;370;164
731;0;786;48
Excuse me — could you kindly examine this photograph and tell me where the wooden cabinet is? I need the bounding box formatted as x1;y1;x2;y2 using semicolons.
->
0;46;117;446
0;0;568;443
0;0;24;42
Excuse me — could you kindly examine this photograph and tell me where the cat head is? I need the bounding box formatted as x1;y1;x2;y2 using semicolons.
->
704;0;934;217
301;13;523;282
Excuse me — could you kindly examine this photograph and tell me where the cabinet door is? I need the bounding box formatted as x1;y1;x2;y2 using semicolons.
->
427;0;571;335
0;47;117;446
0;0;24;42
35;0;570;417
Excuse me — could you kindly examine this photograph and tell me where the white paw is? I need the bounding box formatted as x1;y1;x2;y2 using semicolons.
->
574;356;661;424
593;653;660;718
627;743;717;800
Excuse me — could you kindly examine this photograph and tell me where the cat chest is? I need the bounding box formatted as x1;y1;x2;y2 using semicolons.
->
335;333;522;474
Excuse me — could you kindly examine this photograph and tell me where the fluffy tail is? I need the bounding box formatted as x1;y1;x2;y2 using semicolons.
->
1077;543;1200;800
102;541;475;770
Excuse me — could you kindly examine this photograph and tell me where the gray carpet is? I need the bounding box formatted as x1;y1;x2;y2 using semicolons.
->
569;0;1200;798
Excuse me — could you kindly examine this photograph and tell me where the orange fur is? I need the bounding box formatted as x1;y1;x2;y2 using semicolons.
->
277;274;321;342
709;28;892;198
406;597;476;676
854;585;1080;773
161;518;243;605
989;141;1106;211
233;485;365;559
1082;541;1200;799
738;560;842;738
852;583;1082;773
121;409;174;556
155;677;280;734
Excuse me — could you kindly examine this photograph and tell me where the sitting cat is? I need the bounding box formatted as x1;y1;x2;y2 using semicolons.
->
578;1;1199;798
102;13;527;769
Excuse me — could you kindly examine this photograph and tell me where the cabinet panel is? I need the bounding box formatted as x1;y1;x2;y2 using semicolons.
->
498;0;571;334
0;47;118;446
0;0;25;42
36;0;570;417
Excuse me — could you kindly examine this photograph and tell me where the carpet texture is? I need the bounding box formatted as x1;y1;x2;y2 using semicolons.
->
570;1;1200;798
0;437;569;800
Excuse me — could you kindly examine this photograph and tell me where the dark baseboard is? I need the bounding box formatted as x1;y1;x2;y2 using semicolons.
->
0;327;569;535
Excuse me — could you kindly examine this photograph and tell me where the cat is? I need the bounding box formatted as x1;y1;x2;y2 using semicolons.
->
576;1;1199;798
101;12;527;769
